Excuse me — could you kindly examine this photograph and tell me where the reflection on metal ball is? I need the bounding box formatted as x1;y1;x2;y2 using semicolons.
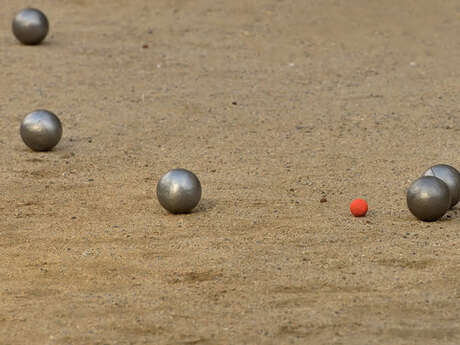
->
423;164;460;208
12;8;49;45
407;176;450;222
156;169;202;214
20;110;62;151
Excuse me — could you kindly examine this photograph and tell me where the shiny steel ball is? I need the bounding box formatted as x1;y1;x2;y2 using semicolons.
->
20;110;62;151
12;8;49;45
406;176;450;222
423;164;460;208
157;169;202;214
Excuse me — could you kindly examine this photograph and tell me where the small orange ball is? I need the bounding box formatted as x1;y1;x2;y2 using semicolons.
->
350;198;368;217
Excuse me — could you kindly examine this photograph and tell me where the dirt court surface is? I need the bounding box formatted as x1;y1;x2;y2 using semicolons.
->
1;1;460;344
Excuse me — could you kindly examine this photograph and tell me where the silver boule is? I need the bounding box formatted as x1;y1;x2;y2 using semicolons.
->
406;176;450;222
423;164;460;208
157;168;202;214
20;110;62;151
12;8;49;45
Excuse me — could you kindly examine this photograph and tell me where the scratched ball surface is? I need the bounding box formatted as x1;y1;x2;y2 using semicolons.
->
423;164;460;208
20;110;62;151
156;169;202;214
12;8;49;45
406;176;450;222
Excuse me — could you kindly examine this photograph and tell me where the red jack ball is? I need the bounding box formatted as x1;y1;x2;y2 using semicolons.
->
350;198;368;217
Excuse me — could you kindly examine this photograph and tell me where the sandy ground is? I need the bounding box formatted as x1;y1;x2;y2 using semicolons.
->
1;0;460;344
